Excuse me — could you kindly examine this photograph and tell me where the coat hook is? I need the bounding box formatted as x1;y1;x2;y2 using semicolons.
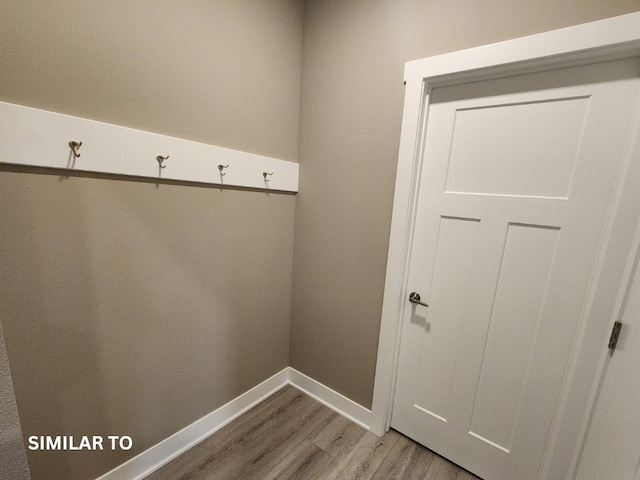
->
156;155;169;169
69;141;82;158
263;172;273;181
218;164;229;175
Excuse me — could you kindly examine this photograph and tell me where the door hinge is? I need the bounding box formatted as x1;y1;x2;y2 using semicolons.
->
608;321;623;350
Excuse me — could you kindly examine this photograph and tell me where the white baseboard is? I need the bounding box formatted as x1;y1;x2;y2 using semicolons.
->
96;368;289;480
96;367;372;480
287;368;372;431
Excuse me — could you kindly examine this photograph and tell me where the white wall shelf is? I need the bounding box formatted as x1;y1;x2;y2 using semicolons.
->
0;101;298;193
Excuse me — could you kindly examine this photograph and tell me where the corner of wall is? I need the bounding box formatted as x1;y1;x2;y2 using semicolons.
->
0;321;31;480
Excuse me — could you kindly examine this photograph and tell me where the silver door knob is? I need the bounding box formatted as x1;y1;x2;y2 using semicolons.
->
409;292;429;308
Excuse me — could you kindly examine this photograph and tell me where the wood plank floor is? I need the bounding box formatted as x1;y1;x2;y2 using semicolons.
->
144;385;481;480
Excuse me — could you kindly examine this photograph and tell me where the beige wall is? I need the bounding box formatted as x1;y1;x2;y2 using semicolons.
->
0;169;296;480
0;0;302;161
0;1;301;479
290;0;640;409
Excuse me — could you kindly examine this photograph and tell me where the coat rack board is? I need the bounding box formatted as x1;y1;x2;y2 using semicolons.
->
0;101;298;192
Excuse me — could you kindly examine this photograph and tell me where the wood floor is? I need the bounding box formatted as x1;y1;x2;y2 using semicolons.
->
144;385;480;480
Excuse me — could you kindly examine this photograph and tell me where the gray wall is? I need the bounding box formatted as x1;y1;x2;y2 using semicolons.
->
290;0;640;408
0;1;302;479
0;0;302;161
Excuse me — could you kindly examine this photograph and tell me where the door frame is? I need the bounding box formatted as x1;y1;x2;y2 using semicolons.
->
371;12;640;480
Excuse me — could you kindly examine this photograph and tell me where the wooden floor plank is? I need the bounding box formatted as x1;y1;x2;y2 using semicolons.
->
143;385;482;480
425;454;469;480
457;469;484;480
370;431;435;479
220;400;335;480
261;439;332;480
182;393;328;480
320;429;400;480
311;413;367;457
145;386;307;480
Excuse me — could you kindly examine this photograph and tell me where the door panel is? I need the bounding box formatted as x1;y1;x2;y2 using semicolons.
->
576;240;640;480
413;216;481;422
391;59;640;480
469;223;560;453
445;97;589;198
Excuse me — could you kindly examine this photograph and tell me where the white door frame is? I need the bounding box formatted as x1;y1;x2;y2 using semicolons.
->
371;12;640;480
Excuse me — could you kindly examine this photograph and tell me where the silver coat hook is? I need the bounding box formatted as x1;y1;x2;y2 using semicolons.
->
156;155;169;169
218;164;229;175
69;141;82;158
263;172;273;181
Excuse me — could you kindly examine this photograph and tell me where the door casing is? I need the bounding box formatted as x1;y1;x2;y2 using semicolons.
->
371;12;640;480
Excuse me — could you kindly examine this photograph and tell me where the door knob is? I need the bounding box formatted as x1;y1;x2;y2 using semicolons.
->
409;292;429;308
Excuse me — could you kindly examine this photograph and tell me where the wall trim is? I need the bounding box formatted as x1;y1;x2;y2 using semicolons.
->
0;101;299;192
96;369;290;480
403;12;640;83
96;367;371;480
287;368;372;431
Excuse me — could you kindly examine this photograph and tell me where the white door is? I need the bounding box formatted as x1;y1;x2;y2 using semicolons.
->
391;58;640;480
575;233;640;480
